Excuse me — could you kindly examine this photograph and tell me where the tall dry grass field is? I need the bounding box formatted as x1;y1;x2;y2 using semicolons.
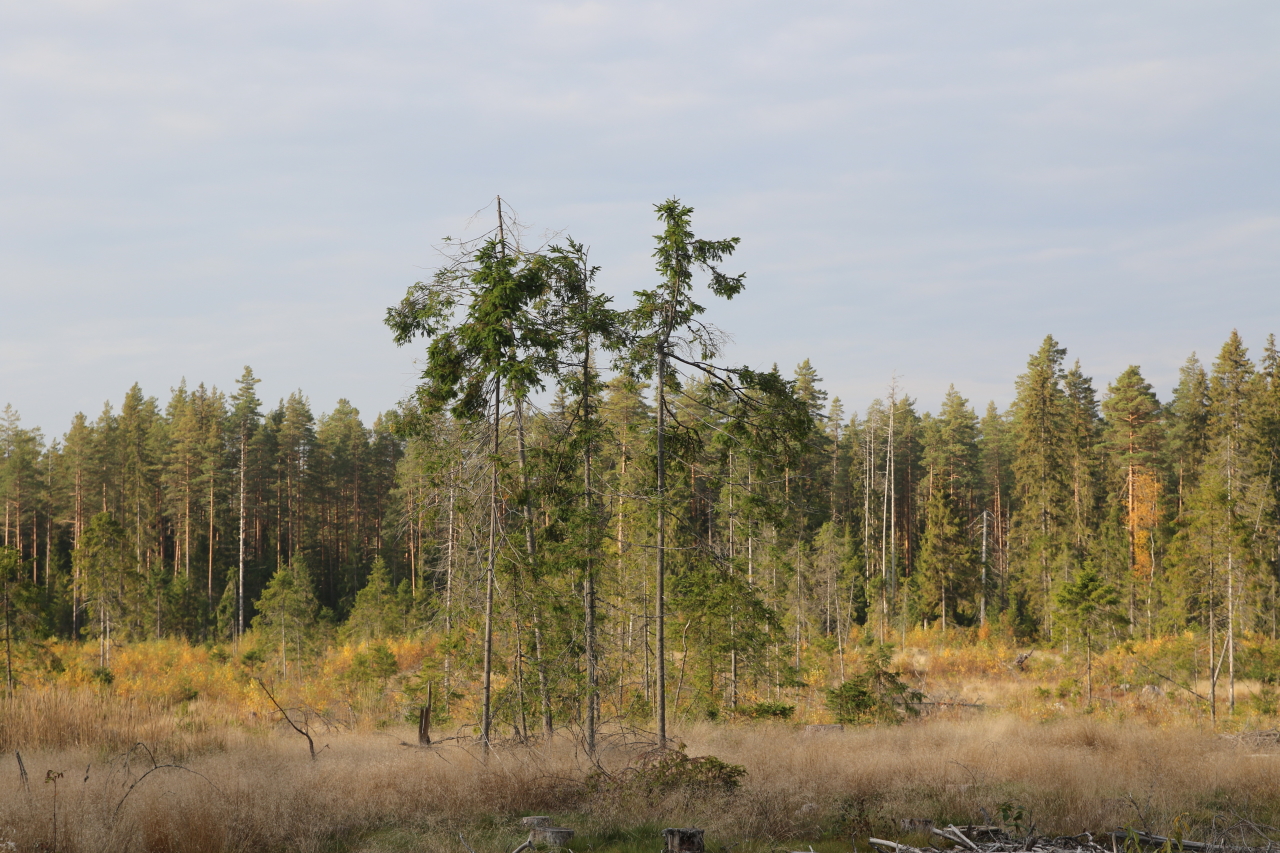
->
4;633;1279;851
5;689;1280;853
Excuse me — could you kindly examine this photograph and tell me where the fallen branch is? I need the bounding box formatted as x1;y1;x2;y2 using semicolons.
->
112;744;223;821
1130;660;1208;703
933;825;979;851
257;678;317;760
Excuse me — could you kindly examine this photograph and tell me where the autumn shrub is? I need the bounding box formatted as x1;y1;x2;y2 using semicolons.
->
738;701;795;720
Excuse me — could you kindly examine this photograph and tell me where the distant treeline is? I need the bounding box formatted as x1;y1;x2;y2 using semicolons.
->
3;198;1279;733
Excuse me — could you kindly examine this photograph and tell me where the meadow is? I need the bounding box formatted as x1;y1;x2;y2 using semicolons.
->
4;631;1280;853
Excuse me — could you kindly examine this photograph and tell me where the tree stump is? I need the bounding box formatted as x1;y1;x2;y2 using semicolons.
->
521;816;552;829
529;826;574;847
417;682;433;746
663;828;705;852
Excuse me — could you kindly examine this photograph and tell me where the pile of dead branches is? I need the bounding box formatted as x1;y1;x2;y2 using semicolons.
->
868;824;1277;853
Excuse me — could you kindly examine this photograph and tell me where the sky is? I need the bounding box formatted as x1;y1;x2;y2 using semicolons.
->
2;1;1278;436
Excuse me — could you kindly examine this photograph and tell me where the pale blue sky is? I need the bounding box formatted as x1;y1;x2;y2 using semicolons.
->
2;1;1278;434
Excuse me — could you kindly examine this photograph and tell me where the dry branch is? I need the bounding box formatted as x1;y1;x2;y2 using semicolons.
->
256;678;317;760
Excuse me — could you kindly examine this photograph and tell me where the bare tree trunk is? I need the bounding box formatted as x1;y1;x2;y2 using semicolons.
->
1209;551;1217;724
4;578;13;696
238;433;246;640
583;334;598;755
513;398;554;739
655;348;668;746
208;475;215;609
1086;632;1093;705
1228;548;1236;715
482;381;499;751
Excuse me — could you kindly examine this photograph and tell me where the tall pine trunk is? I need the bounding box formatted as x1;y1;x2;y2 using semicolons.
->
655;348;667;746
482;380;499;750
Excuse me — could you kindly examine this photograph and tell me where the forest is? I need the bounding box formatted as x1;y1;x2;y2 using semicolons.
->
2;199;1280;739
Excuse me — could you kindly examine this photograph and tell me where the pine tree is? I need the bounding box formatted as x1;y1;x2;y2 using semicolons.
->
1;407;45;577
977;401;1012;623
117;384;164;574
1255;336;1280;629
192;384;228;613
277;392;318;573
1062;362;1102;564
318;399;372;603
164;382;197;582
62;412;93;635
1;546;20;694
230;368;263;640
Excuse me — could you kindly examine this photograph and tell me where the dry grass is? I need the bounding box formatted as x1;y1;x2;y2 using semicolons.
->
4;709;1280;853
5;633;1280;851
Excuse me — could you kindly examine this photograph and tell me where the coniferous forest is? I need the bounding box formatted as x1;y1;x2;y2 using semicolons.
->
3;200;1280;737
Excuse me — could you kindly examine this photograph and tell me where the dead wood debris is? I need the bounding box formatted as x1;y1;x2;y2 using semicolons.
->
1221;729;1280;748
868;825;1277;853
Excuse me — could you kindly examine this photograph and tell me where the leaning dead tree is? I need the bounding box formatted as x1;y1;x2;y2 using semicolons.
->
256;678;317;760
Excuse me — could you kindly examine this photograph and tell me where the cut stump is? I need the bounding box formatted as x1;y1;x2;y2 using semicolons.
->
529;827;574;847
664;827;705;852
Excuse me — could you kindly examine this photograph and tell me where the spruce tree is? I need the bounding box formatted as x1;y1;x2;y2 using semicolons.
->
1053;562;1121;704
1010;335;1071;634
1205;331;1258;713
1101;366;1163;631
253;554;319;677
916;486;974;630
387;223;555;748
928;385;980;506
626;199;745;745
343;556;401;643
76;512;133;667
1167;354;1212;514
